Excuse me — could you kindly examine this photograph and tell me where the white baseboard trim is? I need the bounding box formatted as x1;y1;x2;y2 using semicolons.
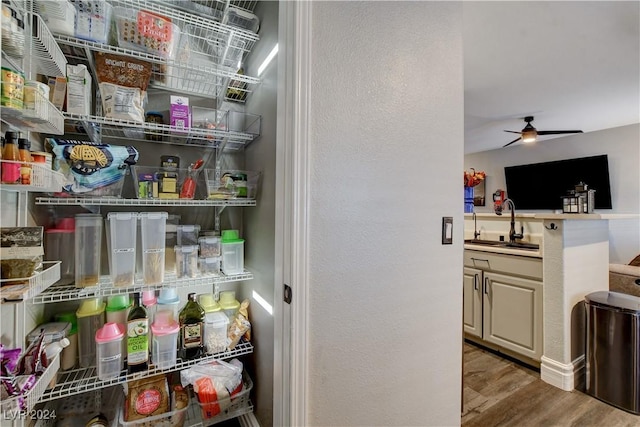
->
238;412;260;427
540;355;585;391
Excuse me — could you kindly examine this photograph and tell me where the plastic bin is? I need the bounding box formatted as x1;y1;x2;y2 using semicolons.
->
205;169;261;200
199;256;221;276
199;236;220;258
586;291;640;414
196;371;253;420
76;298;105;368
203;312;229;354
177;225;200;246
113;6;180;59
106;212;137;287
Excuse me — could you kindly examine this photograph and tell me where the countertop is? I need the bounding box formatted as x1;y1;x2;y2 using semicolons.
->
463;242;543;258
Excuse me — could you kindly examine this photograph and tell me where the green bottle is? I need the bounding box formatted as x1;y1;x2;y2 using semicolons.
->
179;293;205;360
127;293;149;373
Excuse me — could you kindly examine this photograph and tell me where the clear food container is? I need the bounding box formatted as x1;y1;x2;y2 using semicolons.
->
106;212;137;287
76;298;105;368
175;245;199;278
95;322;124;380
203;312;229;354
199;256;220;276
74;214;103;287
198;236;220;258
151;310;179;370
176;225;200;246
139;212;168;285
220;230;244;276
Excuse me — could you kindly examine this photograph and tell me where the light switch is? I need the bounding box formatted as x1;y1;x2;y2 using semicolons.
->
442;217;453;244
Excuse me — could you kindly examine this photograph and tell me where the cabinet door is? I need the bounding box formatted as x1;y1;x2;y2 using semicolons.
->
463;267;483;338
483;272;543;361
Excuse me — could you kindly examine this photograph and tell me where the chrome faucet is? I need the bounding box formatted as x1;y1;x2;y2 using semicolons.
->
497;198;524;243
472;212;481;240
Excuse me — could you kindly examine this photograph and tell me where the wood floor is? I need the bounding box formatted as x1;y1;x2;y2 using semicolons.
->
462;341;640;426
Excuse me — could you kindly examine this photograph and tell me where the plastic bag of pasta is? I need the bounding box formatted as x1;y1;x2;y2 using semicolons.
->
46;138;138;196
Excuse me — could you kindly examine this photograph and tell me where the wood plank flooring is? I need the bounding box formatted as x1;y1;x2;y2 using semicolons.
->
462;341;640;426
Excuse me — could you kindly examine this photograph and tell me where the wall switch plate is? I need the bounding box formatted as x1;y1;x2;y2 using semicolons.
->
442;217;453;244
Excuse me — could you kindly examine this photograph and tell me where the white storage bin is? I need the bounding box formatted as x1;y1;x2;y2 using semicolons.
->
73;0;112;43
36;0;76;36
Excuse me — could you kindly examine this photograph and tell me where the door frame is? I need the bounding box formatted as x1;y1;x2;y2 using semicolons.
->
275;1;312;426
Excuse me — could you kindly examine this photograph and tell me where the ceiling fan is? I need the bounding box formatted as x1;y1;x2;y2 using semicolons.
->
503;116;583;147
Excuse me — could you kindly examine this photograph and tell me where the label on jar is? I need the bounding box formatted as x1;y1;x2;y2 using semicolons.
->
127;319;149;364
181;323;202;348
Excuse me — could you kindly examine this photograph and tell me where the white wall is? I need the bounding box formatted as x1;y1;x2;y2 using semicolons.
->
307;2;463;426
465;124;640;263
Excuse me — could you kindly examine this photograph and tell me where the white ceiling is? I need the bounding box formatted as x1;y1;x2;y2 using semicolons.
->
463;1;640;154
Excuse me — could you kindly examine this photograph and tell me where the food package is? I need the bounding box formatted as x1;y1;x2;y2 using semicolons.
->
0;227;44;285
180;359;242;419
114;7;180;59
46;138;139;196
124;375;170;423
170;384;189;427
228;299;251;349
94;52;152;122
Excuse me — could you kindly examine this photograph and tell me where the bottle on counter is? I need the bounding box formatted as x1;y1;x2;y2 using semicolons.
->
127;292;149;373
178;292;204;360
1;131;20;184
17;138;31;185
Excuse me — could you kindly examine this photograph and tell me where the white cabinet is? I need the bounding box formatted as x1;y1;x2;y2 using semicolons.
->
463;250;544;363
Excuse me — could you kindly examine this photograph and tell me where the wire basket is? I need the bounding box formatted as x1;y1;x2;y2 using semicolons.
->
204;169;261;200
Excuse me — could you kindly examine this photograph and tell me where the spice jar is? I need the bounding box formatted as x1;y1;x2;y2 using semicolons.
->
145;111;164;141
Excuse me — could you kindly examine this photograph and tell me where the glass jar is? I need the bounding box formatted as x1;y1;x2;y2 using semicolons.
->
145;111;165;141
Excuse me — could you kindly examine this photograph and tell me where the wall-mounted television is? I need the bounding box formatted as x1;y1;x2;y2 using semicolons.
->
504;155;613;210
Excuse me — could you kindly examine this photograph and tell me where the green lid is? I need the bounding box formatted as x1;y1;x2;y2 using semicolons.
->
105;294;130;312
76;297;106;318
54;312;78;335
198;294;221;313
221;229;244;243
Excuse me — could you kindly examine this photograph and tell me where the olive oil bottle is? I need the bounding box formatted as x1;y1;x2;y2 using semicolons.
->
127;293;149;373
179;293;205;360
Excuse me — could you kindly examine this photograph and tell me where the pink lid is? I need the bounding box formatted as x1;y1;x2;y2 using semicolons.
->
95;322;124;343
151;311;179;336
45;229;74;234
56;218;75;230
142;289;157;306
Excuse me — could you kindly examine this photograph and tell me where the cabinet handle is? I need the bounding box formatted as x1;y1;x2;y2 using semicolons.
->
471;257;489;264
484;277;489;294
474;273;479;291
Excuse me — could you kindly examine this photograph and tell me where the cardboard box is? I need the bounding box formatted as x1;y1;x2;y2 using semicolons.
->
66;64;91;115
48;76;67;110
170;96;190;131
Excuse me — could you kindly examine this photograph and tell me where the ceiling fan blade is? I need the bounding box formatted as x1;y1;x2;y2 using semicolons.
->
503;136;522;148
503;130;522;134
537;130;583;135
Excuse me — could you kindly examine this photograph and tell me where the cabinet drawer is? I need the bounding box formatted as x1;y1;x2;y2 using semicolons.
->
464;250;542;280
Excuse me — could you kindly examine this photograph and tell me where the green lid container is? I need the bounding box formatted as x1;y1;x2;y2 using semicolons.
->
76;297;106;318
105;294;130;312
221;229;244;243
198;293;221;313
54;312;78;335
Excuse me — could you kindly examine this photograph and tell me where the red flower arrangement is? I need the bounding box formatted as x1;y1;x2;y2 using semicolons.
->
464;168;486;187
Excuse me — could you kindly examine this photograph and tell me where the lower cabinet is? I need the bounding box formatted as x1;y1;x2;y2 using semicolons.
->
463;250;543;362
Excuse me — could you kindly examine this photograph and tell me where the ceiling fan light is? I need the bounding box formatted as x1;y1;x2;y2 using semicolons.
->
522;130;537;143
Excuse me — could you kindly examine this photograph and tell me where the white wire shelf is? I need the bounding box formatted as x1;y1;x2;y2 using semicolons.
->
34;196;257;207
0;86;65;135
160;0;258;22
0;261;61;303
0;161;65;193
30;269;254;304
60;112;257;147
0;355;60;416
30;11;67;77
38;341;253;403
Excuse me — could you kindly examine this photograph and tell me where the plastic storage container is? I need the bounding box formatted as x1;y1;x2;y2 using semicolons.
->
106;294;130;357
73;0;112;43
106;212;137;287
198;294;221;313
95;322;124;380
205;170;261;200
175;245;199;278
75;214;103;287
76;298;105;368
203;311;229;354
199;256;221;275
139;212;168;285
113;6;180;59
222;6;260;33
198;236;220;258
44;228;75;284
220;230;244;275
27;322;71;346
157;288;180;321
54;312;78;370
151;310;179;369
177;225;200;246
218;291;240;322
35;0;76;36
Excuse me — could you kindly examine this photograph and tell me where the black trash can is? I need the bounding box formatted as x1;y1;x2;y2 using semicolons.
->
585;291;640;414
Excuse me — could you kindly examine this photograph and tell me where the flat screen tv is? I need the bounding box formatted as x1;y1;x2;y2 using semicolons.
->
504;155;613;210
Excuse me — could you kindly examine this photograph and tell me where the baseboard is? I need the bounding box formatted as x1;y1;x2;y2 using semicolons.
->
540;355;585;391
238;411;260;427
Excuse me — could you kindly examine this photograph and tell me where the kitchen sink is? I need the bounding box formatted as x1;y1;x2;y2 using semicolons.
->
464;239;539;251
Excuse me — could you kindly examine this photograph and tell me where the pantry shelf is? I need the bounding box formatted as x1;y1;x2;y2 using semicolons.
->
0;262;61;303
34;196;257;207
0;91;65;135
0;162;65;194
30;270;254;304
38;341;253;403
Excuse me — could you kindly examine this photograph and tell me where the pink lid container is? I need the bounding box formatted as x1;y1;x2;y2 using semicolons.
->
56;217;76;230
142;289;157;307
95;322;124;343
151;311;179;336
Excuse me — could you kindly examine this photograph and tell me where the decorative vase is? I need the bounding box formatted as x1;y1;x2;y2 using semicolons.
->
464;186;474;213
